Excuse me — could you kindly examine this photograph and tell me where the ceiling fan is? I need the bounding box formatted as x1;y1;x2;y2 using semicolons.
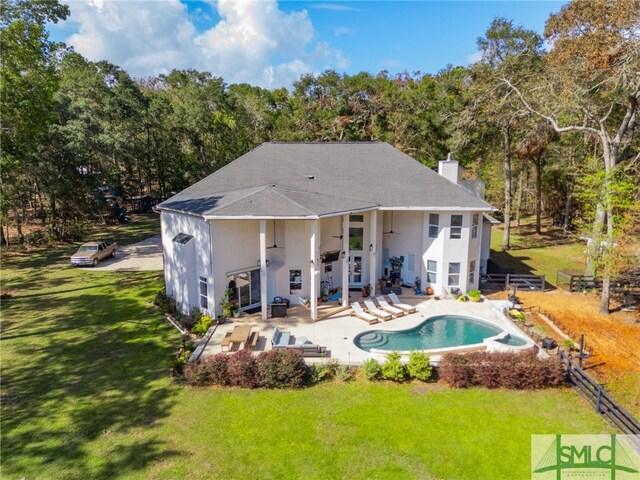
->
266;220;281;249
383;212;400;235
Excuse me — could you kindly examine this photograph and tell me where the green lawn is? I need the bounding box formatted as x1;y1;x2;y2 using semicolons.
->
1;220;611;480
490;218;586;288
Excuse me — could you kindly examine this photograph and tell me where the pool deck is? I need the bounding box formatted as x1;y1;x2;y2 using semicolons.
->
198;298;530;365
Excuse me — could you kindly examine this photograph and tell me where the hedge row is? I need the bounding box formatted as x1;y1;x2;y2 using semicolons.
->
438;351;565;389
361;352;433;382
184;349;308;388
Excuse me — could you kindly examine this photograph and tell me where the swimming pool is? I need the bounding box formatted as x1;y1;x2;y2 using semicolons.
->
354;315;504;352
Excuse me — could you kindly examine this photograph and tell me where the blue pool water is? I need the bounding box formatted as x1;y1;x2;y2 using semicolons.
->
353;315;503;352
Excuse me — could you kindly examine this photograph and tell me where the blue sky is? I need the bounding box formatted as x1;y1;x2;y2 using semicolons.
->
49;1;564;88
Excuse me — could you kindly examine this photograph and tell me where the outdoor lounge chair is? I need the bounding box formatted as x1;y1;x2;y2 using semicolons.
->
387;292;417;314
350;302;379;324
375;296;405;317
363;299;392;321
271;326;291;348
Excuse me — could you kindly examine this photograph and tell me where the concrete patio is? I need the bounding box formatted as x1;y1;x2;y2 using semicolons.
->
198;296;524;365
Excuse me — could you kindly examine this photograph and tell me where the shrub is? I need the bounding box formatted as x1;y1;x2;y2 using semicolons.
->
335;364;352;382
381;352;407;382
257;349;308;388
563;338;575;349
438;353;475;388
227;350;258;388
308;363;331;383
153;289;171;313
183;359;211;386
457;295;469;302
25;229;51;246
206;353;230;386
438;351;565;390
190;307;203;325
192;315;214;336
174;351;189;375
361;358;381;381
467;290;482;301
406;352;433;381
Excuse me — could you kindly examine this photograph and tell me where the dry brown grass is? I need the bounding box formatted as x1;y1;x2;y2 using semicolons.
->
489;289;640;415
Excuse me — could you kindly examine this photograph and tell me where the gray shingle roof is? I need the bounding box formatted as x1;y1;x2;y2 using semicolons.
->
157;142;494;218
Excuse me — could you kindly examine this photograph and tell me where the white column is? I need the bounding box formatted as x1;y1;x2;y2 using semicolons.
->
310;219;318;321
259;220;268;320
341;214;349;307
369;211;377;294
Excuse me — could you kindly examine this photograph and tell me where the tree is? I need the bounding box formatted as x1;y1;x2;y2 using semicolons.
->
451;18;543;250
0;0;69;243
502;0;640;312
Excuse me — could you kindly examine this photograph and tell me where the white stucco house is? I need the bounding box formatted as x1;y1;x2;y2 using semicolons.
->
156;142;496;321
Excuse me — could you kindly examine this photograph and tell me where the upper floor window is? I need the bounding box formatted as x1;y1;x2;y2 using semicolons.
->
428;213;439;238
471;214;479;239
450;215;463;239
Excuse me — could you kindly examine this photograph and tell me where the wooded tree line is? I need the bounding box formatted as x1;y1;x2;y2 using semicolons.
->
1;0;638;312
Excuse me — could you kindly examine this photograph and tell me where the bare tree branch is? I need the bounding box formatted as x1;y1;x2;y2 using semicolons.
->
499;77;601;136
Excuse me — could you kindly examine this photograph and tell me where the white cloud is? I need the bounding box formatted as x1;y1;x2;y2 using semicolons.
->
63;0;348;88
312;4;360;12
467;50;483;65
334;27;355;36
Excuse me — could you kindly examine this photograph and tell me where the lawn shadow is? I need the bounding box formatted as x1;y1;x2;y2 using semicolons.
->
488;249;559;291
1;270;183;479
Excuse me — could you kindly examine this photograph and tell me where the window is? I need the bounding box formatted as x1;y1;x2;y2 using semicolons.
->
289;269;302;294
349;214;364;223
448;262;460;286
426;260;437;284
469;260;476;284
428;213;439;238
199;276;208;309
450;215;463;239
472;214;479;239
227;269;261;310
349;227;364;250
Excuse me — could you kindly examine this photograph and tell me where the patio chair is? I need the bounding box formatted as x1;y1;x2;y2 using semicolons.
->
363;299;392;321
387;292;417;314
375;296;405;317
271;326;291;348
350;302;379;324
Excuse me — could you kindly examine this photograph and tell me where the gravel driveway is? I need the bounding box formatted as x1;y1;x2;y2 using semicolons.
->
91;235;163;271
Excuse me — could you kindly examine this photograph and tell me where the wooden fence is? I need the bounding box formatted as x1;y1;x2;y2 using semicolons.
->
557;270;640;294
479;273;546;291
559;350;640;435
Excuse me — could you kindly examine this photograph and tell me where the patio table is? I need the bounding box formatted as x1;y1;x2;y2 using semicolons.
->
228;325;252;348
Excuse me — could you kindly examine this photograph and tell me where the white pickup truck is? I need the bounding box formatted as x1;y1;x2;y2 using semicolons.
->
70;241;118;267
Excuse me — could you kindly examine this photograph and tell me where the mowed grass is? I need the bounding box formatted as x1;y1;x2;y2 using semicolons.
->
1;221;611;480
490;218;586;286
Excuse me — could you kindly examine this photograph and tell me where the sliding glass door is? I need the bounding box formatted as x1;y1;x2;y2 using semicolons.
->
226;268;261;311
